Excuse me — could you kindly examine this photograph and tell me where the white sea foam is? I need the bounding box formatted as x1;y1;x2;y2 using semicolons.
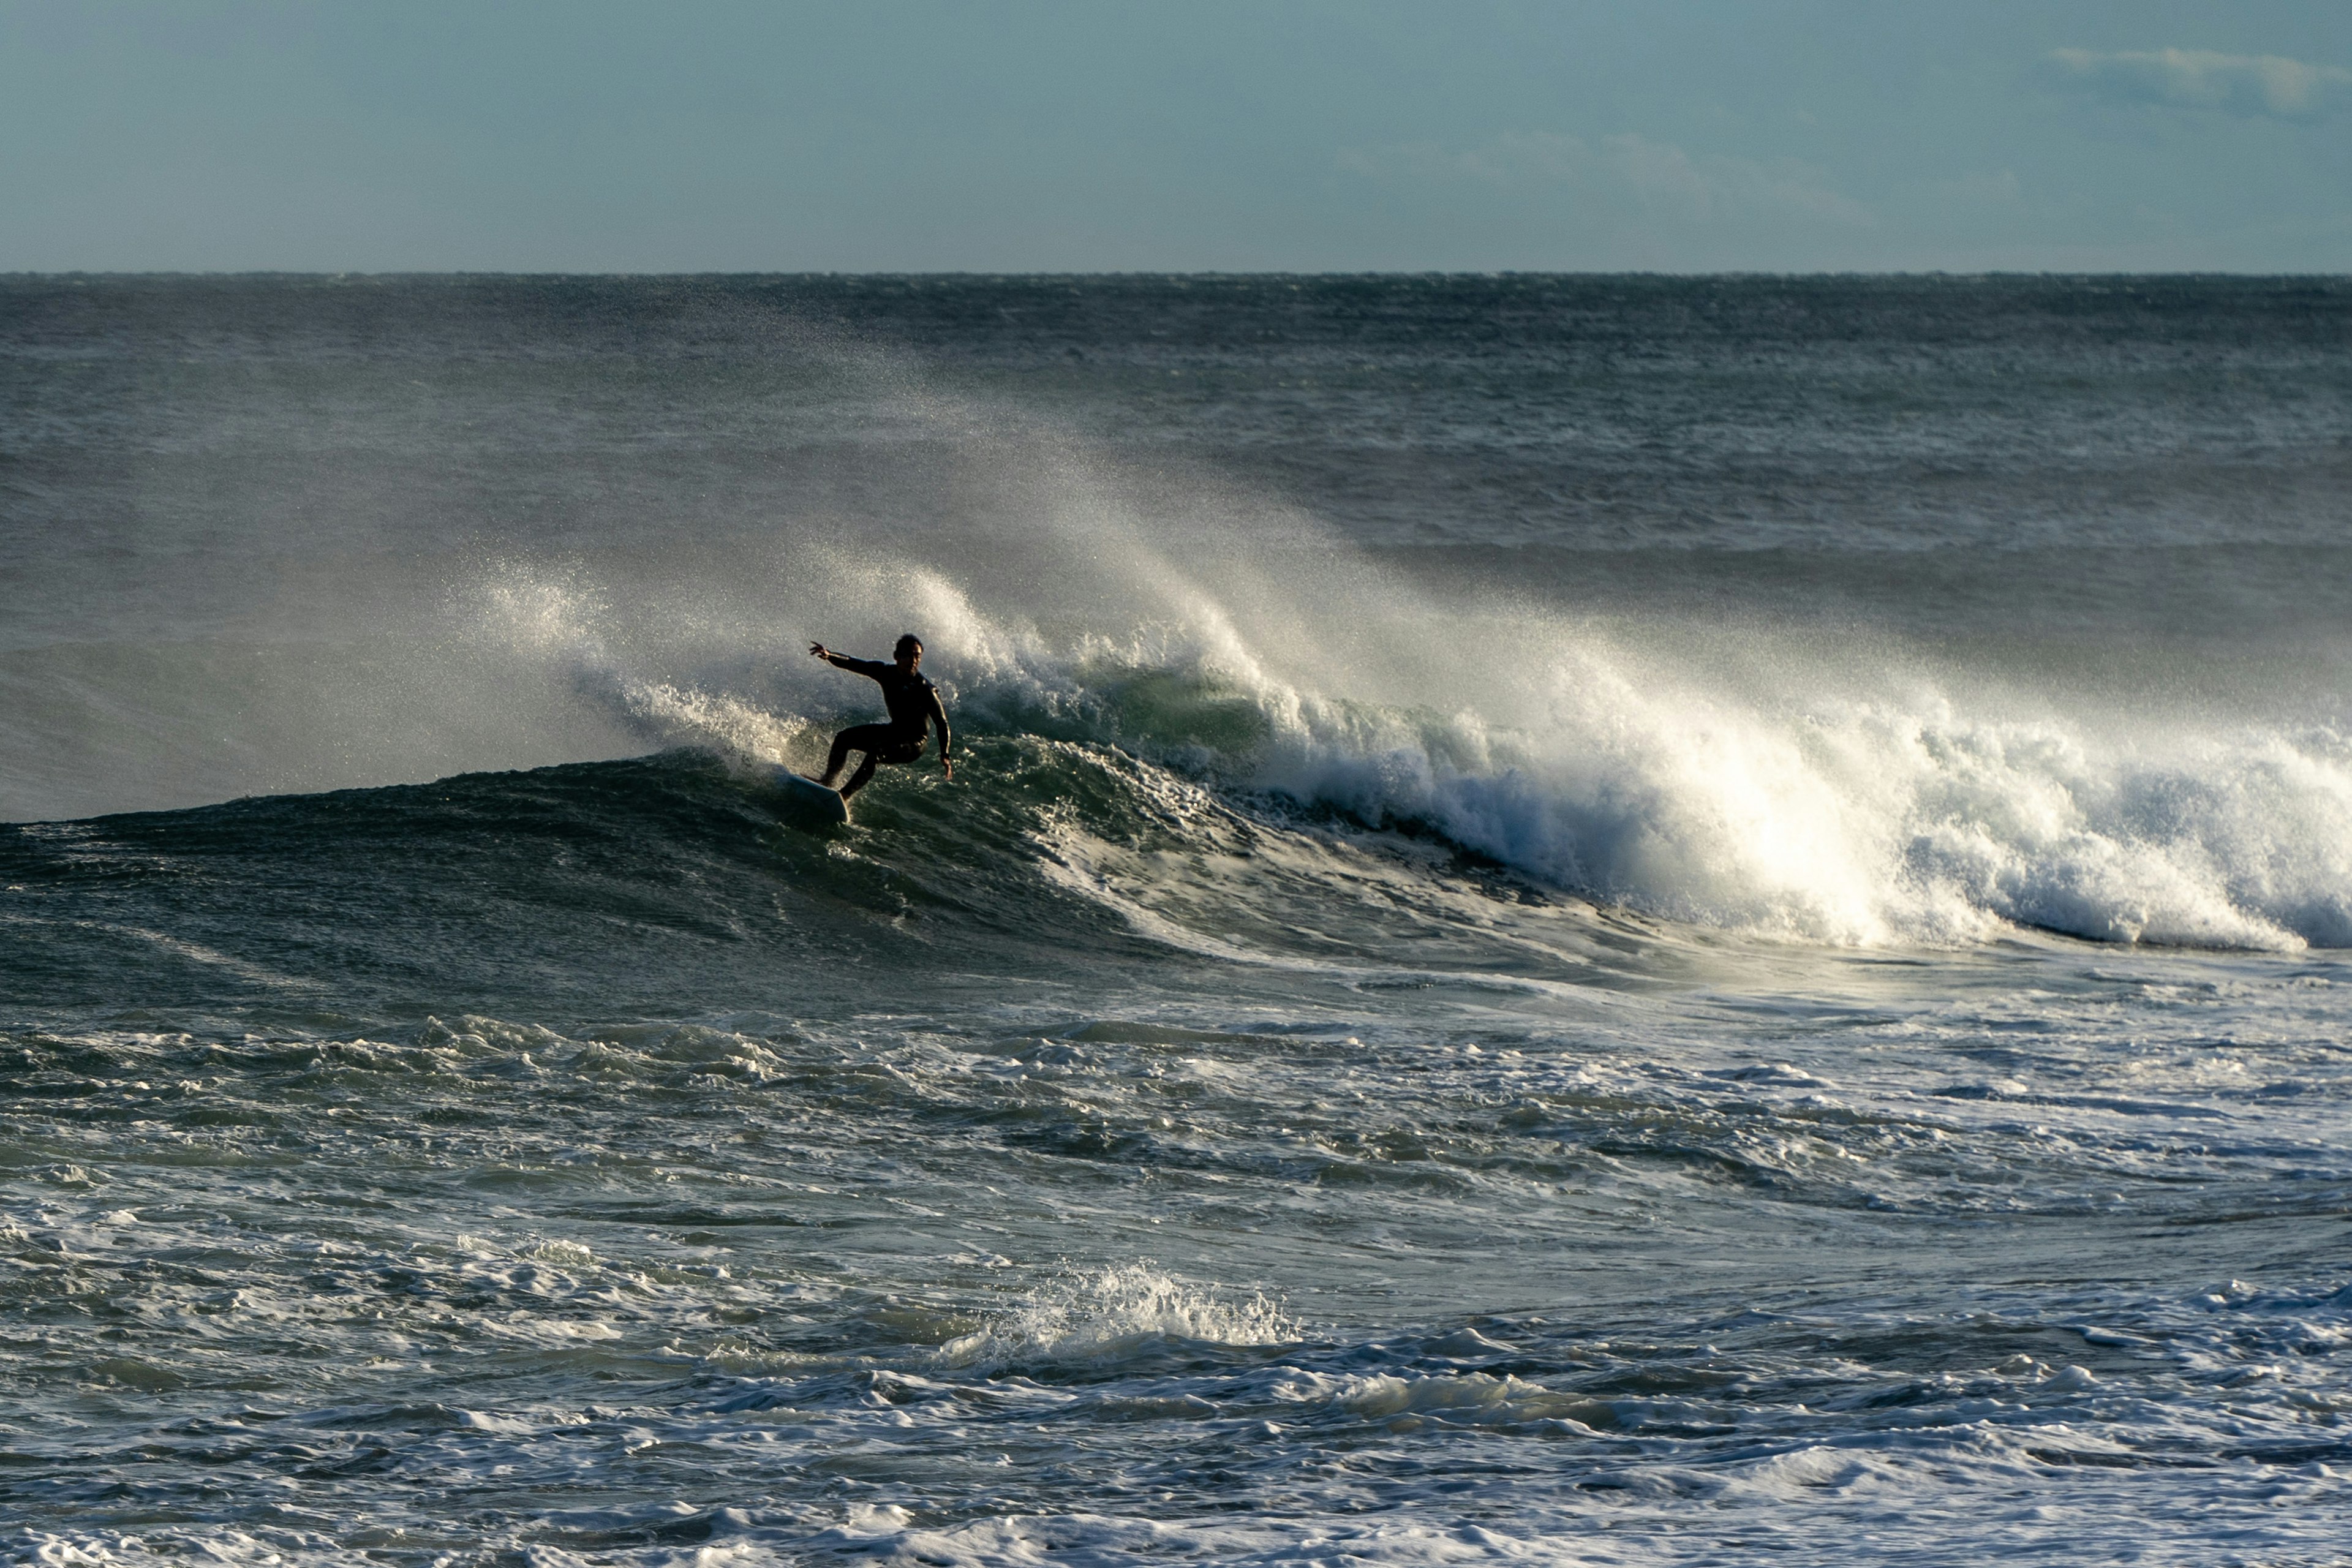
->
1238;672;2352;950
937;1262;1292;1368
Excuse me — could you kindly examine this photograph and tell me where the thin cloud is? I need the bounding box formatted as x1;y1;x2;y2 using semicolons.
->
1937;170;2022;206
2047;48;2352;119
1338;131;1873;228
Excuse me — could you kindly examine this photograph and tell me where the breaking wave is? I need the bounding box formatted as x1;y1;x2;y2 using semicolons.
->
470;545;2352;953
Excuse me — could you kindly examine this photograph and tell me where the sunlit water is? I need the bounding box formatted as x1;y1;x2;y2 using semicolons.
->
4;276;2350;1565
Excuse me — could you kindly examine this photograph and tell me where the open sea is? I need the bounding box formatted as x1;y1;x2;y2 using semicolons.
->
4;274;2351;1566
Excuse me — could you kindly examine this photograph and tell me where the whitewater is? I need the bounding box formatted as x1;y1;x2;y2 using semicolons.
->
4;274;2350;1564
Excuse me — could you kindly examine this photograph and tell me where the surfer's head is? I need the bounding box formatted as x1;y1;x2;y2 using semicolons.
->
894;633;923;672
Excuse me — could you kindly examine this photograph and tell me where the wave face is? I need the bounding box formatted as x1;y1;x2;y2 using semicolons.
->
6;276;2352;1565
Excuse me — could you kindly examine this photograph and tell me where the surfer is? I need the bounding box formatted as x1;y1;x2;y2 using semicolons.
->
807;634;954;801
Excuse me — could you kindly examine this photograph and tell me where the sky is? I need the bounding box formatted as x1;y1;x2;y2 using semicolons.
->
2;0;2347;273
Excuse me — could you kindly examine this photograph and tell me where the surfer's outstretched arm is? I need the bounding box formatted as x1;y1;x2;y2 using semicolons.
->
809;643;891;681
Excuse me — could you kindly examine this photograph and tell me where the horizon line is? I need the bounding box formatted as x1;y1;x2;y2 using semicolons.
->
7;268;2350;282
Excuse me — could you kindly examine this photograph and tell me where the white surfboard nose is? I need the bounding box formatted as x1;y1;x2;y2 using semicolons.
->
772;766;851;824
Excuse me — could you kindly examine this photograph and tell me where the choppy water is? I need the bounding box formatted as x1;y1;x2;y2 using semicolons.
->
4;275;2351;1565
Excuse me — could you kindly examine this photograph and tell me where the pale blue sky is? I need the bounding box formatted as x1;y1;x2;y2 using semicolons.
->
3;0;2346;272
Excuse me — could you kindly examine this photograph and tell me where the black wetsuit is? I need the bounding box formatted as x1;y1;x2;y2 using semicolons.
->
821;657;950;797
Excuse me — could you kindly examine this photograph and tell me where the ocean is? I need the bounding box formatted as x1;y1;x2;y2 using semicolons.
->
4;274;2350;1565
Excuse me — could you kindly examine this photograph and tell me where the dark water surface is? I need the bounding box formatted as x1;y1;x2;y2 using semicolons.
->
4;275;2351;1565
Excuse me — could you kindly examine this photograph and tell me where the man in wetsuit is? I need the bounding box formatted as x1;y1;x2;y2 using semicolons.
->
807;633;954;801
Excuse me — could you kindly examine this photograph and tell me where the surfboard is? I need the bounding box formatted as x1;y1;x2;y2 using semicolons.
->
771;767;851;825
